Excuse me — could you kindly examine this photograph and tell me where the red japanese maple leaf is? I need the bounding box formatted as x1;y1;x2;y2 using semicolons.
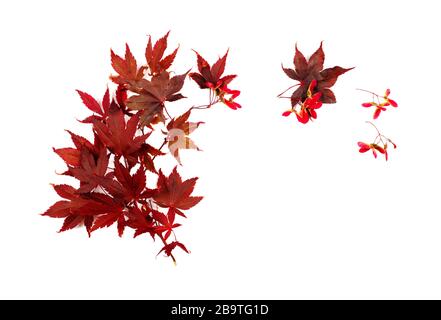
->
189;50;241;110
110;44;146;85
145;31;179;76
93;109;150;159
76;87;132;123
68;147;109;194
153;167;203;217
43;184;123;236
157;241;189;261
280;42;352;123
125;70;189;126
96;159;147;202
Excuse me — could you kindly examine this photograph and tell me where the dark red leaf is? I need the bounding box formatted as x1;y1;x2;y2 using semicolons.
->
281;42;352;122
93;110;150;156
154;167;203;210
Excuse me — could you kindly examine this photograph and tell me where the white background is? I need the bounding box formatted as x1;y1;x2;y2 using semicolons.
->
0;0;440;299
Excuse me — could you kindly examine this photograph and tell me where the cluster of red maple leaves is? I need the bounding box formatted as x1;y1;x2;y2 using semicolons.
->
279;42;398;161
42;32;240;262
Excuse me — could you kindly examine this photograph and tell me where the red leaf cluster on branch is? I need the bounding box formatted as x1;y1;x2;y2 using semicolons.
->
42;32;240;263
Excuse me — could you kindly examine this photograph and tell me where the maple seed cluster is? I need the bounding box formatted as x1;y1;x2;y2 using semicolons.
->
282;79;322;123
42;32;240;263
360;88;398;120
280;42;353;124
358;122;397;161
357;89;398;161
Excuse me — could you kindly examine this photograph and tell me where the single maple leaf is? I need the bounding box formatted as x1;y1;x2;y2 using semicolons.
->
93;109;150;158
68;146;109;193
157;241;189;261
97;159;147;202
110;44;146;85
166;109;204;165
126;70;189;127
151;208;182;241
282;42;353;107
53;129;106;172
43;185;123;236
153;167;203;217
145;31;179;76
77;88;127;123
76;89;106;116
189;50;233;89
125;206;156;238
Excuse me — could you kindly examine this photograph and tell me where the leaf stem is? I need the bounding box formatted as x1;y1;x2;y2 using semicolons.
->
356;88;382;98
366;121;381;136
277;83;300;98
163;105;172;119
152;138;167;161
366;121;387;146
